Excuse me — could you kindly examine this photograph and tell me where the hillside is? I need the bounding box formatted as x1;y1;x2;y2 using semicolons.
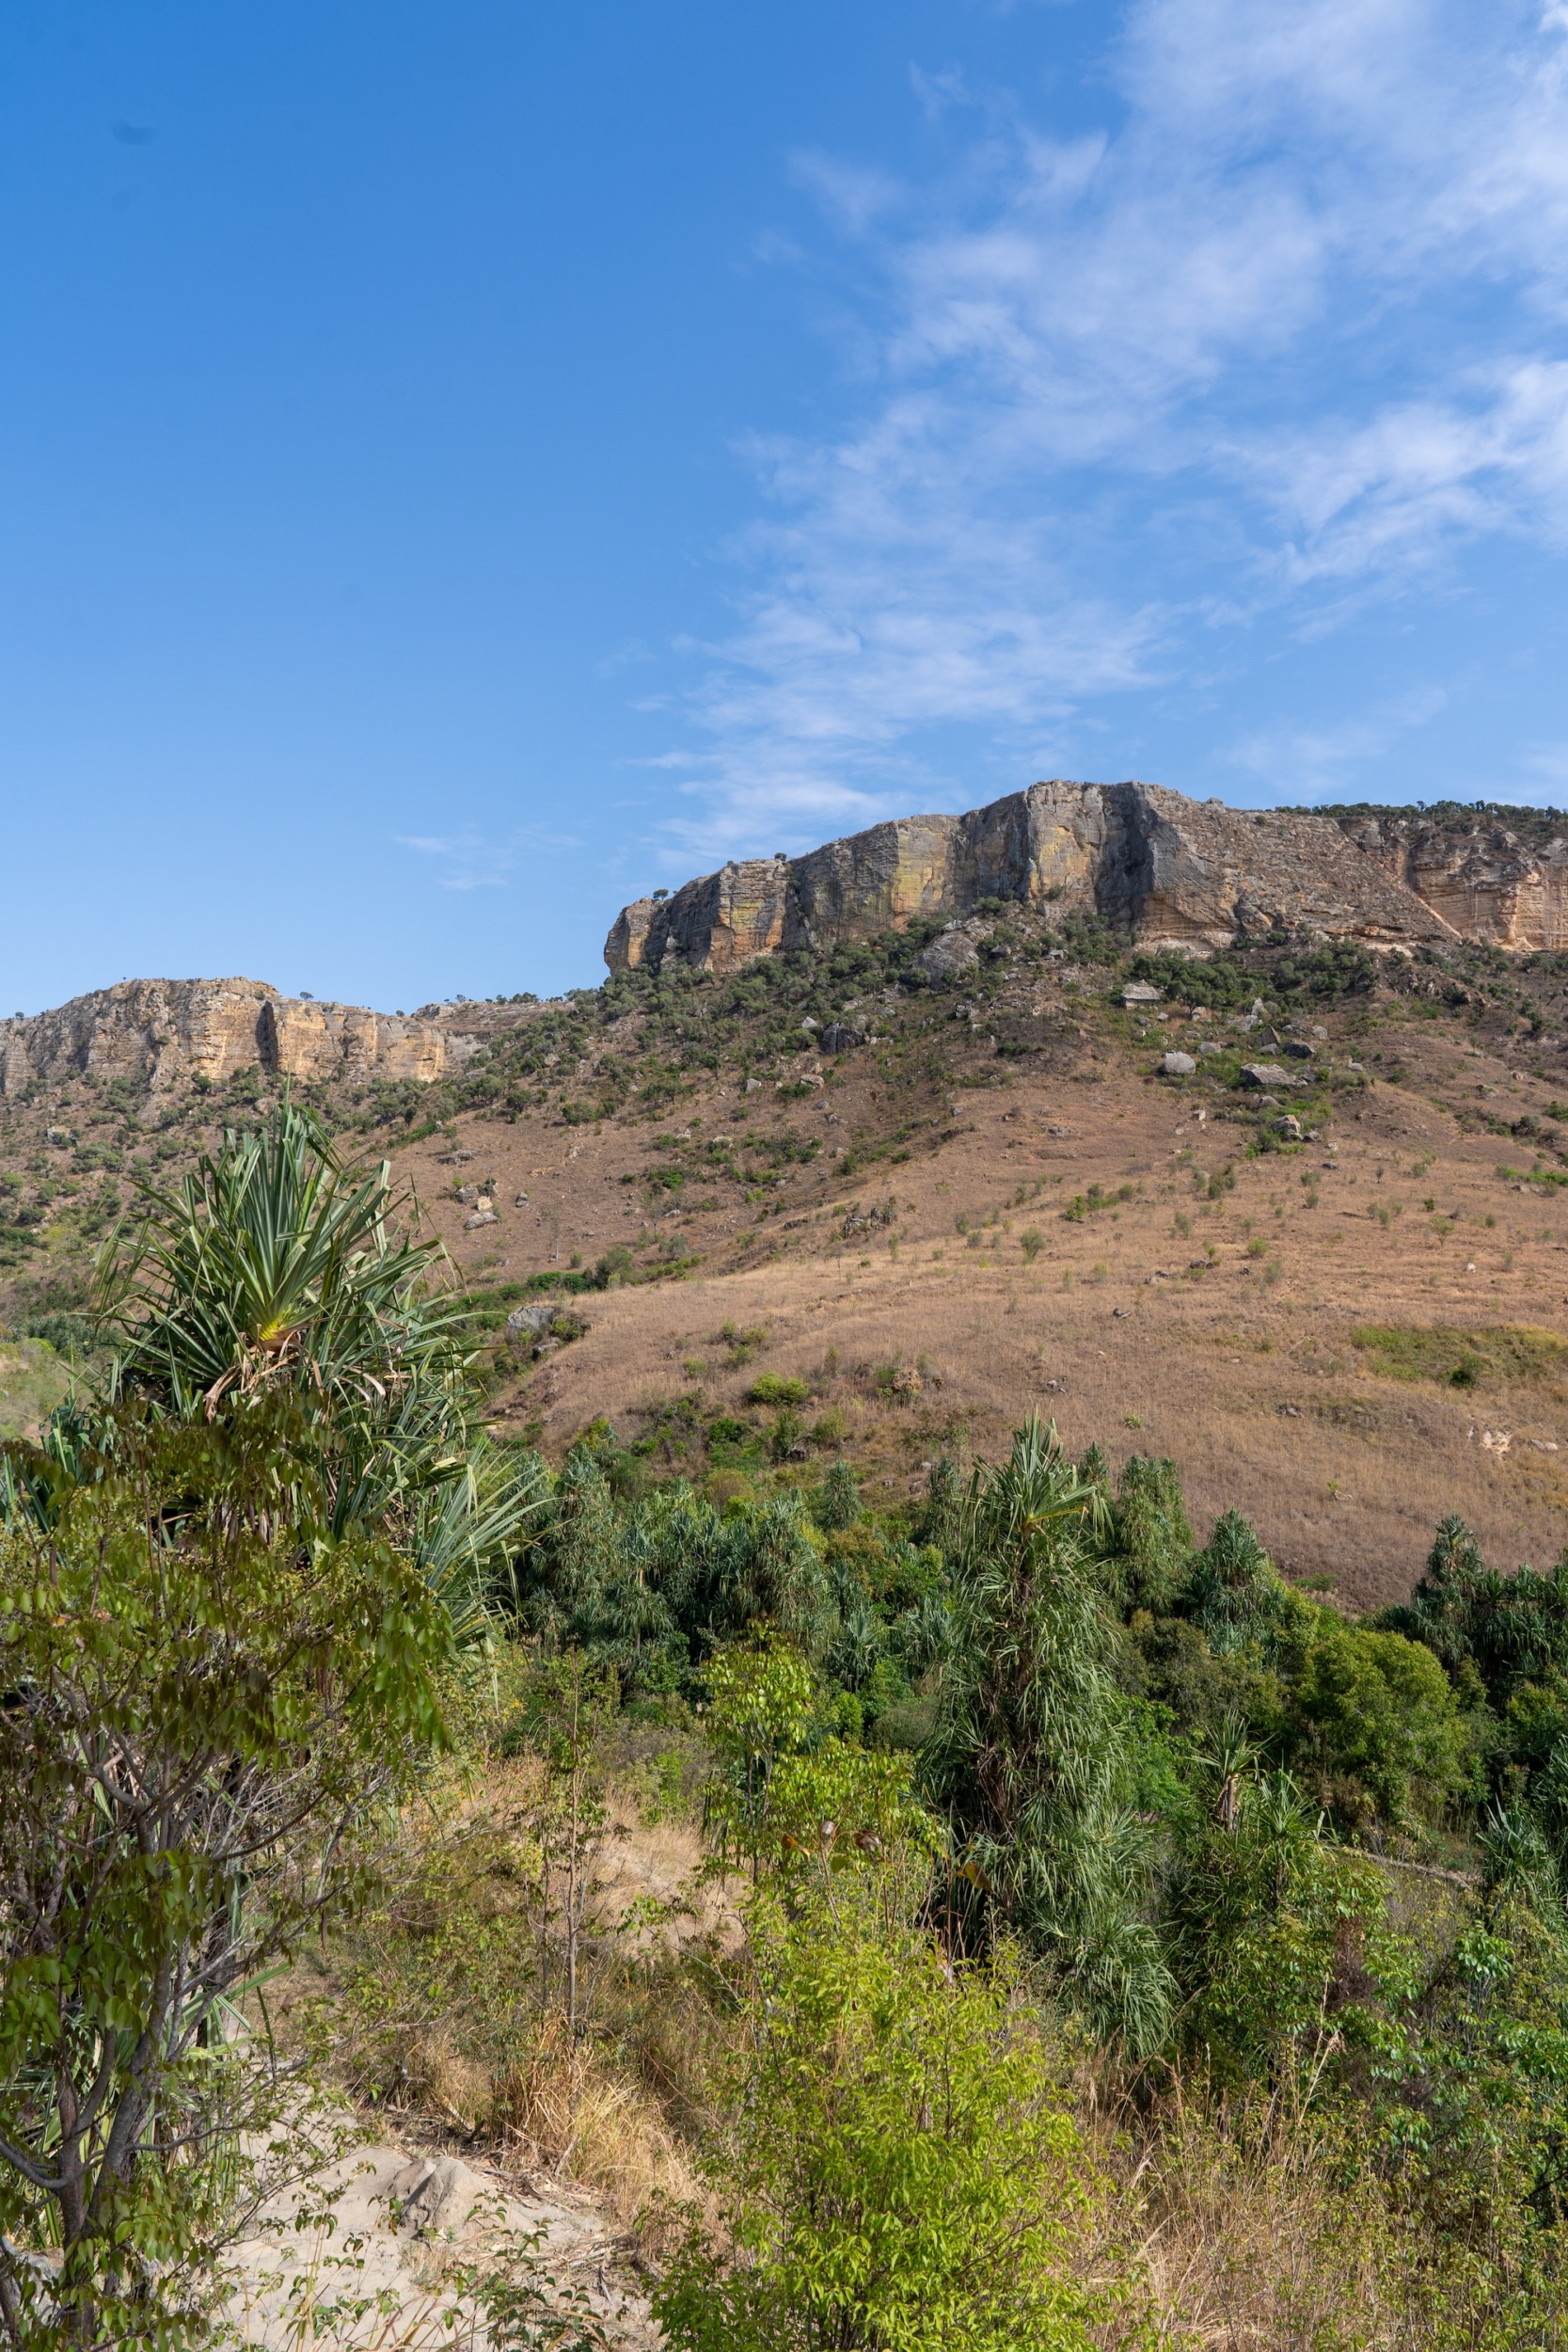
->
13;785;1568;2347
8;809;1568;1608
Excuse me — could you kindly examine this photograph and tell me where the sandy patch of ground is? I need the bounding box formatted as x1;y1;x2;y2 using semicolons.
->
225;2135;658;2349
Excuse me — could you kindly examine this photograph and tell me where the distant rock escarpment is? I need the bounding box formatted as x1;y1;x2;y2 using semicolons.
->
605;781;1568;974
1327;806;1568;953
0;979;500;1100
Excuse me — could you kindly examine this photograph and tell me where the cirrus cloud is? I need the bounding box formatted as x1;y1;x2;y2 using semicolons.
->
649;0;1568;869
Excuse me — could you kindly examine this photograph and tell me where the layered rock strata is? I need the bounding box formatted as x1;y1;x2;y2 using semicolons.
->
1331;809;1568;952
0;979;492;1099
604;781;1464;975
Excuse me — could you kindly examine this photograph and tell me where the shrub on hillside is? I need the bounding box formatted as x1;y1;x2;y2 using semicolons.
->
655;1888;1136;2352
0;1413;450;2344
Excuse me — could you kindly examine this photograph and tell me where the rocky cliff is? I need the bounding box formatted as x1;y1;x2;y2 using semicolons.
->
10;792;1564;1106
0;979;497;1099
1327;806;1568;951
605;781;1568;974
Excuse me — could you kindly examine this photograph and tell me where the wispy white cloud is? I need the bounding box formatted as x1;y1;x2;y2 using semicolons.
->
398;834;511;891
398;824;581;891
1521;742;1568;802
647;0;1568;869
1227;686;1449;801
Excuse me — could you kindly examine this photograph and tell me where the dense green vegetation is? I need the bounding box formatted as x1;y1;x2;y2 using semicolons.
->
496;1407;1568;2342
14;1105;1568;2343
0;1107;539;2345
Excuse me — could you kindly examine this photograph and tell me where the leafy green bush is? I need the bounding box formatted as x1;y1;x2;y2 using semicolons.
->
1350;1321;1568;1389
1125;949;1256;1009
1271;938;1377;1000
1279;1615;1473;1827
655;1888;1132;2352
1167;1762;1417;2085
748;1372;811;1406
0;1414;450;2344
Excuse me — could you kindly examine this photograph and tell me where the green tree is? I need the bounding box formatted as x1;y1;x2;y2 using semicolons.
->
812;1460;861;1534
702;1636;819;1884
1383;1516;1568;1720
0;1413;450;2347
522;1653;620;2034
1104;1453;1192;1616
1176;1509;1289;1657
923;1418;1172;2053
654;1887;1131;2352
89;1100;545;1629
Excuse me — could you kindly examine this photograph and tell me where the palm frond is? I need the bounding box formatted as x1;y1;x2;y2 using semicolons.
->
85;1099;545;1639
923;1415;1173;2051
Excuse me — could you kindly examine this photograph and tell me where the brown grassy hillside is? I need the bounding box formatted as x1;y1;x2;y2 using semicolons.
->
7;907;1568;1608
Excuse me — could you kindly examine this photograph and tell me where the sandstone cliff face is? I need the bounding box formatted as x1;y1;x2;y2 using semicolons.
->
606;785;1110;976
0;979;488;1099
604;780;1461;975
1330;811;1568;952
1101;787;1454;950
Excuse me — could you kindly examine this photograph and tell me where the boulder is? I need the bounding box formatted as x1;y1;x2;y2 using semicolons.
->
1162;1051;1197;1076
1281;1040;1315;1060
1240;1062;1296;1089
917;929;981;983
818;1020;867;1054
386;2154;485;2240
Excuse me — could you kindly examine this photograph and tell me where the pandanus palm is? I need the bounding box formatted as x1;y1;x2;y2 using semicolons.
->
88;1100;543;1628
99;1100;450;1414
924;1415;1173;2053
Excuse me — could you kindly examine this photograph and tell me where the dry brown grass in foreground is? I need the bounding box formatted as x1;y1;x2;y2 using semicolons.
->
279;1745;730;2249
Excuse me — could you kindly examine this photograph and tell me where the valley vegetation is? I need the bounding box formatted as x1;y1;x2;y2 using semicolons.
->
9;1106;1568;2344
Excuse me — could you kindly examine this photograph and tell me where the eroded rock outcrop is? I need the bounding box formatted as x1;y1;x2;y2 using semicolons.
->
604;780;1464;974
0;979;493;1099
1329;809;1568;951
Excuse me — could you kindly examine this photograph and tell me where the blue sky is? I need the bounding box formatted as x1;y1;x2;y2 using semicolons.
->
3;0;1568;1014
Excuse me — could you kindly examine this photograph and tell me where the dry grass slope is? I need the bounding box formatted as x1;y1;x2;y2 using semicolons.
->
7;921;1568;1609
